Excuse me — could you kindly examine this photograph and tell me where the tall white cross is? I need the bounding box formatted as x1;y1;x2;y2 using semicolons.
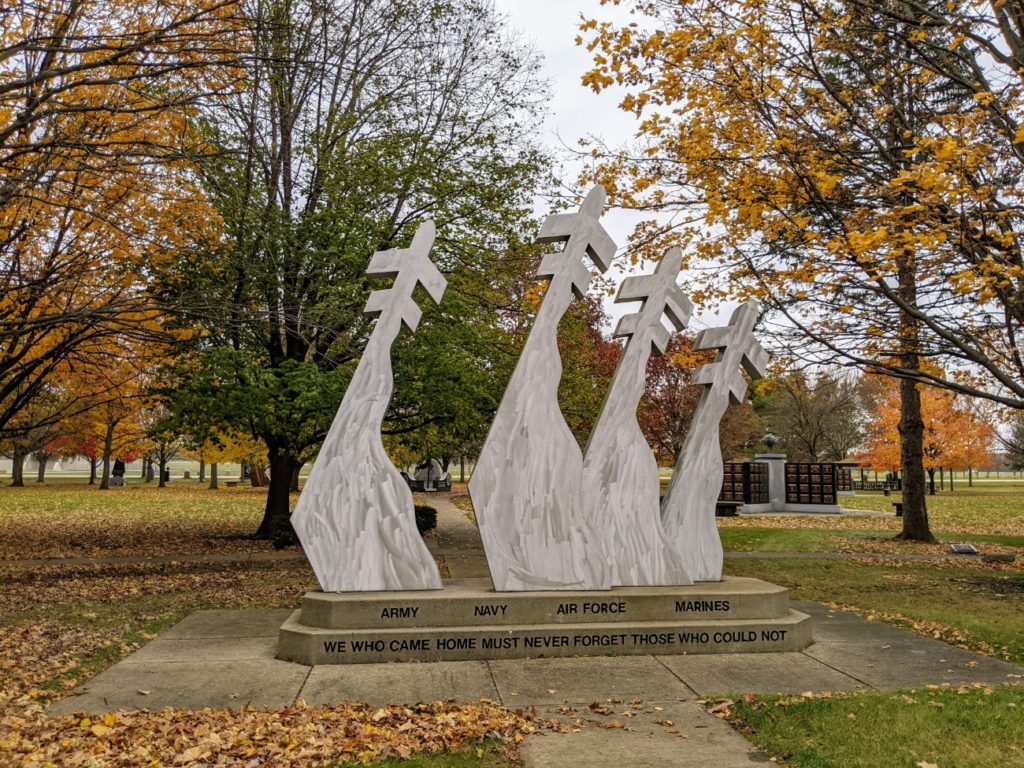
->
291;221;446;592
469;186;618;591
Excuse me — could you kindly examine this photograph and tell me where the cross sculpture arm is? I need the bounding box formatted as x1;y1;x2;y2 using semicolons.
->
612;248;693;349
291;221;446;592
660;300;768;582
691;301;768;404
536;185;617;293
363;221;446;331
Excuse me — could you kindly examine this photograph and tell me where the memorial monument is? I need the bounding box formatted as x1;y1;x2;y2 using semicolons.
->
661;301;768;581
469;186;616;592
280;187;812;664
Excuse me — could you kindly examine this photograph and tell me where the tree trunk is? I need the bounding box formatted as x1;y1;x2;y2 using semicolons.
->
145;458;154;483
255;446;296;540
158;451;167;488
88;457;98;485
927;467;935;496
99;419;116;490
460;456;465;483
440;455;451;473
251;463;268;488
199;458;206;482
897;375;933;540
290;463;300;492
209;462;219;490
9;447;25;487
894;241;934;541
34;451;49;483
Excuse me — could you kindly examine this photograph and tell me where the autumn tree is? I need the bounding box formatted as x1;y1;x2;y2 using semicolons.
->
761;370;866;461
859;376;995;493
580;0;1024;539
156;0;548;539
0;0;239;439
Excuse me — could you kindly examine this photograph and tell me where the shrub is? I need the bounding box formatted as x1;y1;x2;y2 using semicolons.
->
414;505;438;534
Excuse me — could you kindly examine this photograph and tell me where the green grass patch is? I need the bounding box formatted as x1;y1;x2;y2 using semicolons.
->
718;527;1024;553
728;686;1024;768
847;488;1024;536
364;740;517;768
37;615;181;695
725;557;1024;664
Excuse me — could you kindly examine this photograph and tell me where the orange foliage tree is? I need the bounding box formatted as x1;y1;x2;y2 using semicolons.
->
578;0;1024;540
859;377;995;487
0;0;238;439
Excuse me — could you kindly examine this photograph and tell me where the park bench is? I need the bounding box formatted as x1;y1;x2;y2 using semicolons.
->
715;501;742;517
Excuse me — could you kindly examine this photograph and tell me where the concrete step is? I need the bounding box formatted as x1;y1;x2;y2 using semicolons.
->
298;576;793;629
278;608;813;664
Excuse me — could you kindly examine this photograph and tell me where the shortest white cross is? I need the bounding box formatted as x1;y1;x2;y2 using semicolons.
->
692;301;769;402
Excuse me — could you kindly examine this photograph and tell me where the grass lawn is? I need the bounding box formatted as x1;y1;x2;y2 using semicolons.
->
834;487;1024;536
718;526;1024;554
725;686;1024;768
724;556;1024;663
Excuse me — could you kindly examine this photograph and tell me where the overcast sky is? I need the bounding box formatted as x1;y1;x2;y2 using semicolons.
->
491;0;735;332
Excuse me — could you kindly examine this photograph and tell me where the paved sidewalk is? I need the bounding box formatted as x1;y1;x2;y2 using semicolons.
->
423;494;491;578
48;602;1024;767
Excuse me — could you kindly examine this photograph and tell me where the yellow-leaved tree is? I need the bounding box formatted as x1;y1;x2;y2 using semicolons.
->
0;0;238;440
581;0;1024;540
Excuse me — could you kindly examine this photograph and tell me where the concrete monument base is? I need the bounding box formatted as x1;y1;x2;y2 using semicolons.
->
277;577;812;665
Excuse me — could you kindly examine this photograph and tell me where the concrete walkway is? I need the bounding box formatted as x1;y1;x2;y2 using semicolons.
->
48;602;1024;767
423;494;491;578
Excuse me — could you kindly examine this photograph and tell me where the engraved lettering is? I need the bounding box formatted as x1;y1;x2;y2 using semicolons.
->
380;606;419;619
436;637;477;651
582;601;626;614
675;599;730;613
474;604;508;617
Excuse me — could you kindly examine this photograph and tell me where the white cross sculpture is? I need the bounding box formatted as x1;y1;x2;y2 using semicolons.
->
291;222;446;591
469;186;617;591
582;248;694;586
660;300;768;582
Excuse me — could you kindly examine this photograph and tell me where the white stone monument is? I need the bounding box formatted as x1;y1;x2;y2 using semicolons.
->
469;186;617;591
661;301;768;581
279;210;815;666
291;222;445;592
582;248;693;586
